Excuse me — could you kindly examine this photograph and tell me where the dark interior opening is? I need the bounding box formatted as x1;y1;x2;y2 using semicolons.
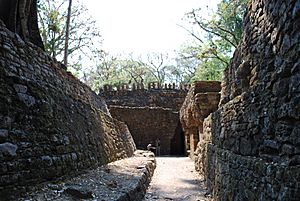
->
170;121;185;156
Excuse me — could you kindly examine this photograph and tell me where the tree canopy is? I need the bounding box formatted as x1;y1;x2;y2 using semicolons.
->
19;0;249;91
37;0;102;69
85;52;179;92
178;0;249;81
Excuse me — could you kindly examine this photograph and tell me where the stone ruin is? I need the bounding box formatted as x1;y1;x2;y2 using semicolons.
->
0;20;136;199
0;6;219;198
180;81;221;158
102;81;221;156
101;82;191;92
102;86;190;155
180;0;300;200
0;0;299;200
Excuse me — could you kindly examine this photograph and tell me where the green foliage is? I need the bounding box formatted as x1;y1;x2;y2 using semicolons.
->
38;1;64;58
179;0;249;81
87;52;120;91
192;55;228;81
37;0;248;90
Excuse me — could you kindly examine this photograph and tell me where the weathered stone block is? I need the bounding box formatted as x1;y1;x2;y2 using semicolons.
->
180;82;221;157
0;142;18;156
0;129;8;139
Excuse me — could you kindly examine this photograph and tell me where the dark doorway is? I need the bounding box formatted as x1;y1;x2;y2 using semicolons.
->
170;121;185;155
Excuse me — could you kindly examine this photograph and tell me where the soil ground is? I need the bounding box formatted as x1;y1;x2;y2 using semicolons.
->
144;157;208;201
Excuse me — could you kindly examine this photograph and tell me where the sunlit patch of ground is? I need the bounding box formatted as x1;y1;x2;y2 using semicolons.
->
144;157;209;201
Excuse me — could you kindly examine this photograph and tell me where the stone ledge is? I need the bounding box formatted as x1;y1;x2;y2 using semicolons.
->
17;150;156;201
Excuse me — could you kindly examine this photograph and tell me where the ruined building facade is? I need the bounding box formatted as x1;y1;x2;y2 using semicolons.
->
102;82;221;156
180;81;221;158
102;88;188;155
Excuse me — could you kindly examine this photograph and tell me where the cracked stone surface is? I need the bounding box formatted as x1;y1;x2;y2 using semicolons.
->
144;157;209;201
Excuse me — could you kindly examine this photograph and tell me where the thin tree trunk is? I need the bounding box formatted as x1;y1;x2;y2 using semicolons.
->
64;0;72;66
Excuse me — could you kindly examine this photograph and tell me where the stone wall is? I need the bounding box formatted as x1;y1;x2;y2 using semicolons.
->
100;82;191;92
195;0;300;200
109;106;184;155
103;87;188;156
102;88;188;111
200;111;300;201
179;81;221;158
0;21;136;198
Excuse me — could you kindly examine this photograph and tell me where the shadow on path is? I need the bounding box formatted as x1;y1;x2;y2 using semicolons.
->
144;157;208;201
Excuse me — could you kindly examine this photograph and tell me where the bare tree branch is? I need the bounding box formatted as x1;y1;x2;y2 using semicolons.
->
190;10;237;48
177;23;203;43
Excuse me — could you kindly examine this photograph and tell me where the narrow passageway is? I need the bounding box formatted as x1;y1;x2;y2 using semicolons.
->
144;157;208;201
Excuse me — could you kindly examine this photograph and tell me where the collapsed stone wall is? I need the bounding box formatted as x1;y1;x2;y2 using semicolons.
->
109;106;184;155
0;21;136;198
195;0;300;200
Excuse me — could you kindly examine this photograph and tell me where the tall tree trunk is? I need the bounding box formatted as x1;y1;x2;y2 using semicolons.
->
0;0;44;49
64;0;72;66
19;0;31;40
28;0;44;49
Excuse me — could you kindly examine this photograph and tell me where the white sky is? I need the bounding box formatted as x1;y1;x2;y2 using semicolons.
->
84;0;218;55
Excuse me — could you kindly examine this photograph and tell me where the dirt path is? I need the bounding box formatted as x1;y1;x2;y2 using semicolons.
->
144;157;208;201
